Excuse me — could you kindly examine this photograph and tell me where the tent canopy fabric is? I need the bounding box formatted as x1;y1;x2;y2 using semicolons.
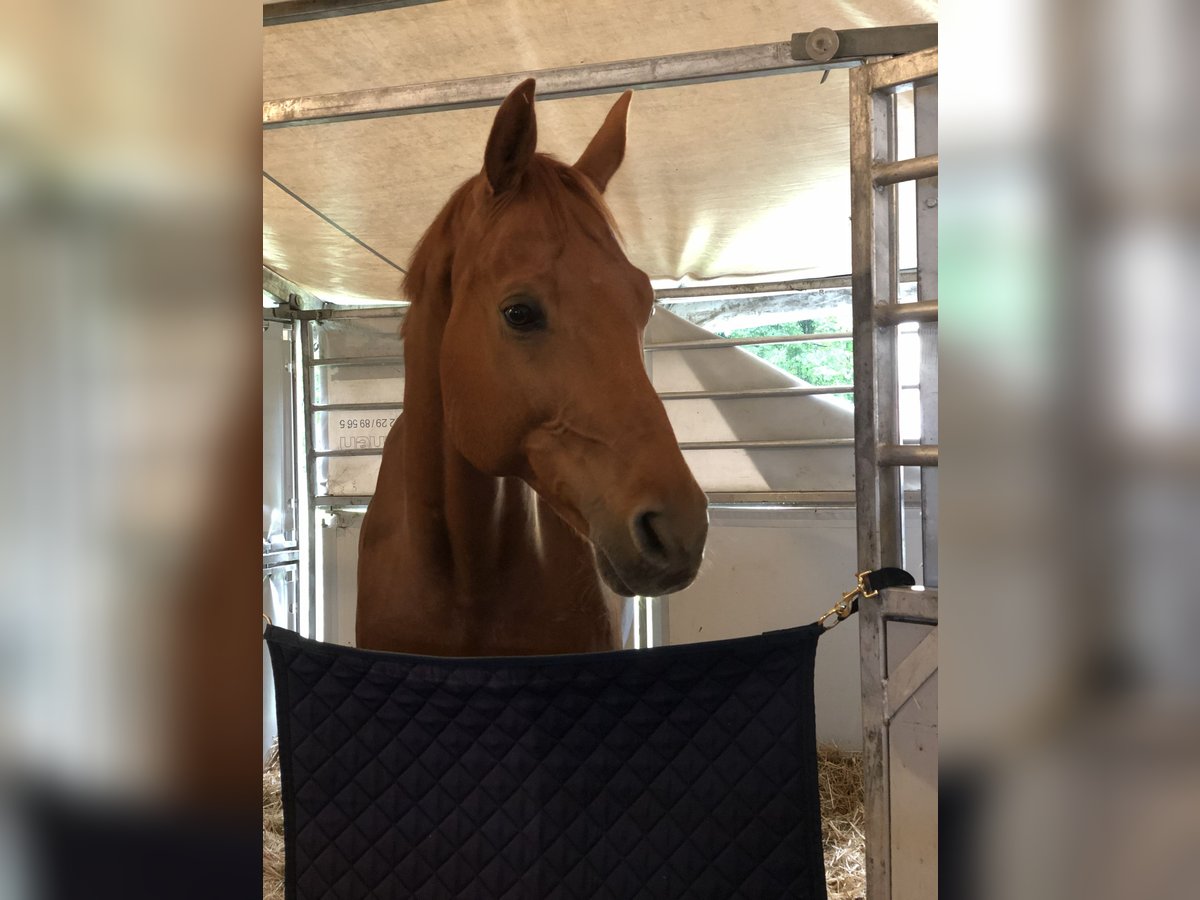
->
263;0;936;303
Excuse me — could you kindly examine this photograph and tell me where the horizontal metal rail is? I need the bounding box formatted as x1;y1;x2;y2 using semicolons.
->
314;490;921;509
298;306;408;320
313;388;858;412
877;443;939;467
680;437;854;451
314;495;374;507
313;448;385;457
314;437;856;458
876;300;938;325
872;154;938;186
790;24;938;62
646;331;851;352
309;386;852;413
655;273;856;302
314;401;404;412
708;490;921;508
262;548;300;569
879;586;938;624
269;270;918;313
308;332;852;365
310;356;404;367
264;0;442;27
264;41;859;128
660;385;853;401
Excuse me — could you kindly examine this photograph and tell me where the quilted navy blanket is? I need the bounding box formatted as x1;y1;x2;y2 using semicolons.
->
266;624;827;899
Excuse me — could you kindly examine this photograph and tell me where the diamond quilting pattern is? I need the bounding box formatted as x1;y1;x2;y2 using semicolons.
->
267;625;827;900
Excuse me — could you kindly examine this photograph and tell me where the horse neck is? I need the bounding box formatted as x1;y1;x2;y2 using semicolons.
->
398;294;540;595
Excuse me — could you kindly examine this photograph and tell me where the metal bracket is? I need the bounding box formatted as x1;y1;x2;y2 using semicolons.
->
818;570;884;629
790;24;937;63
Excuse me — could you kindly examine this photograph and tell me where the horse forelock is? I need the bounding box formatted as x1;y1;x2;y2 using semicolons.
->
490;154;622;246
402;154;622;320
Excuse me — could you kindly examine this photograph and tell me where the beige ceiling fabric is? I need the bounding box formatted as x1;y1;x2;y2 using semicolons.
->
262;0;937;301
263;71;855;299
263;175;405;302
263;0;936;101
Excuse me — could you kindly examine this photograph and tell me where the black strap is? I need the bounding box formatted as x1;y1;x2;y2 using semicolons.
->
861;566;916;595
846;566;916;618
815;567;917;629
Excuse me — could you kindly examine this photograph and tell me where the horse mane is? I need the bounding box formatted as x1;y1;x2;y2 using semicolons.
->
402;154;621;317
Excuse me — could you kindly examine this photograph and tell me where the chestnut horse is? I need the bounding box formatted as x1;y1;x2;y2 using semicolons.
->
357;80;708;656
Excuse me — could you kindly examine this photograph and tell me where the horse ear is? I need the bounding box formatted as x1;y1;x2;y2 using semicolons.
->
574;91;632;193
485;78;538;194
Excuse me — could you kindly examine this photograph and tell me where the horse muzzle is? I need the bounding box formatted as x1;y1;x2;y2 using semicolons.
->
593;502;708;597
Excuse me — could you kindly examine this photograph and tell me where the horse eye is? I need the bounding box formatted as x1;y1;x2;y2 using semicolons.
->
502;302;542;330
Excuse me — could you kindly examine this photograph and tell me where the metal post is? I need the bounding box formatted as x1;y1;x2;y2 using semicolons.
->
300;319;319;638
851;61;892;900
851;48;939;900
915;81;939;587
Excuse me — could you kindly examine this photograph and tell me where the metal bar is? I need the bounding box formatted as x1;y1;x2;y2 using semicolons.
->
790;24;938;62
660;385;853;401
653;269;917;304
884;629;938;722
309;332;851;363
878;444;939;467
645;331;851;352
915;80;940;588
274;272;919;313
876;300;937;325
309;356;404;367
264;0;442;27
877;92;905;570
872;154;938;186
867;46;939;92
853;51;939;900
851;60;892;900
296;319;316;638
656;274;853;301
264;42;859;128
262;549;300;569
314;448;385;458
314;495;374;507
309;387;852;412
858;600;890;900
264;265;321;309
879;586;938;623
679;438;854;451
852;65;881;572
297;305;409;320
314;490;921;509
707;490;922;507
314;401;404;412
315;437;856;456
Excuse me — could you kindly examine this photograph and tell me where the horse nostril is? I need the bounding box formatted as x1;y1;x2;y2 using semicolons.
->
633;510;668;562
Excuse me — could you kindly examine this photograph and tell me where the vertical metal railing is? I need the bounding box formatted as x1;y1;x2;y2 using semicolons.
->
915;79;939;587
850;46;939;900
297;318;317;638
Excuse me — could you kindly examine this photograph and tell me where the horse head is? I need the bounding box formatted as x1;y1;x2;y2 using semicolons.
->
406;79;708;598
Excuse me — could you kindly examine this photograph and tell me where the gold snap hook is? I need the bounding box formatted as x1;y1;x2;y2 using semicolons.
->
819;585;863;629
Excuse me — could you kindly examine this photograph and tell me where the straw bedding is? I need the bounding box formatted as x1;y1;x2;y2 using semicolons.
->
262;742;864;900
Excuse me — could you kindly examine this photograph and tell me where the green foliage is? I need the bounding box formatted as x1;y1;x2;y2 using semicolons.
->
716;314;853;403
